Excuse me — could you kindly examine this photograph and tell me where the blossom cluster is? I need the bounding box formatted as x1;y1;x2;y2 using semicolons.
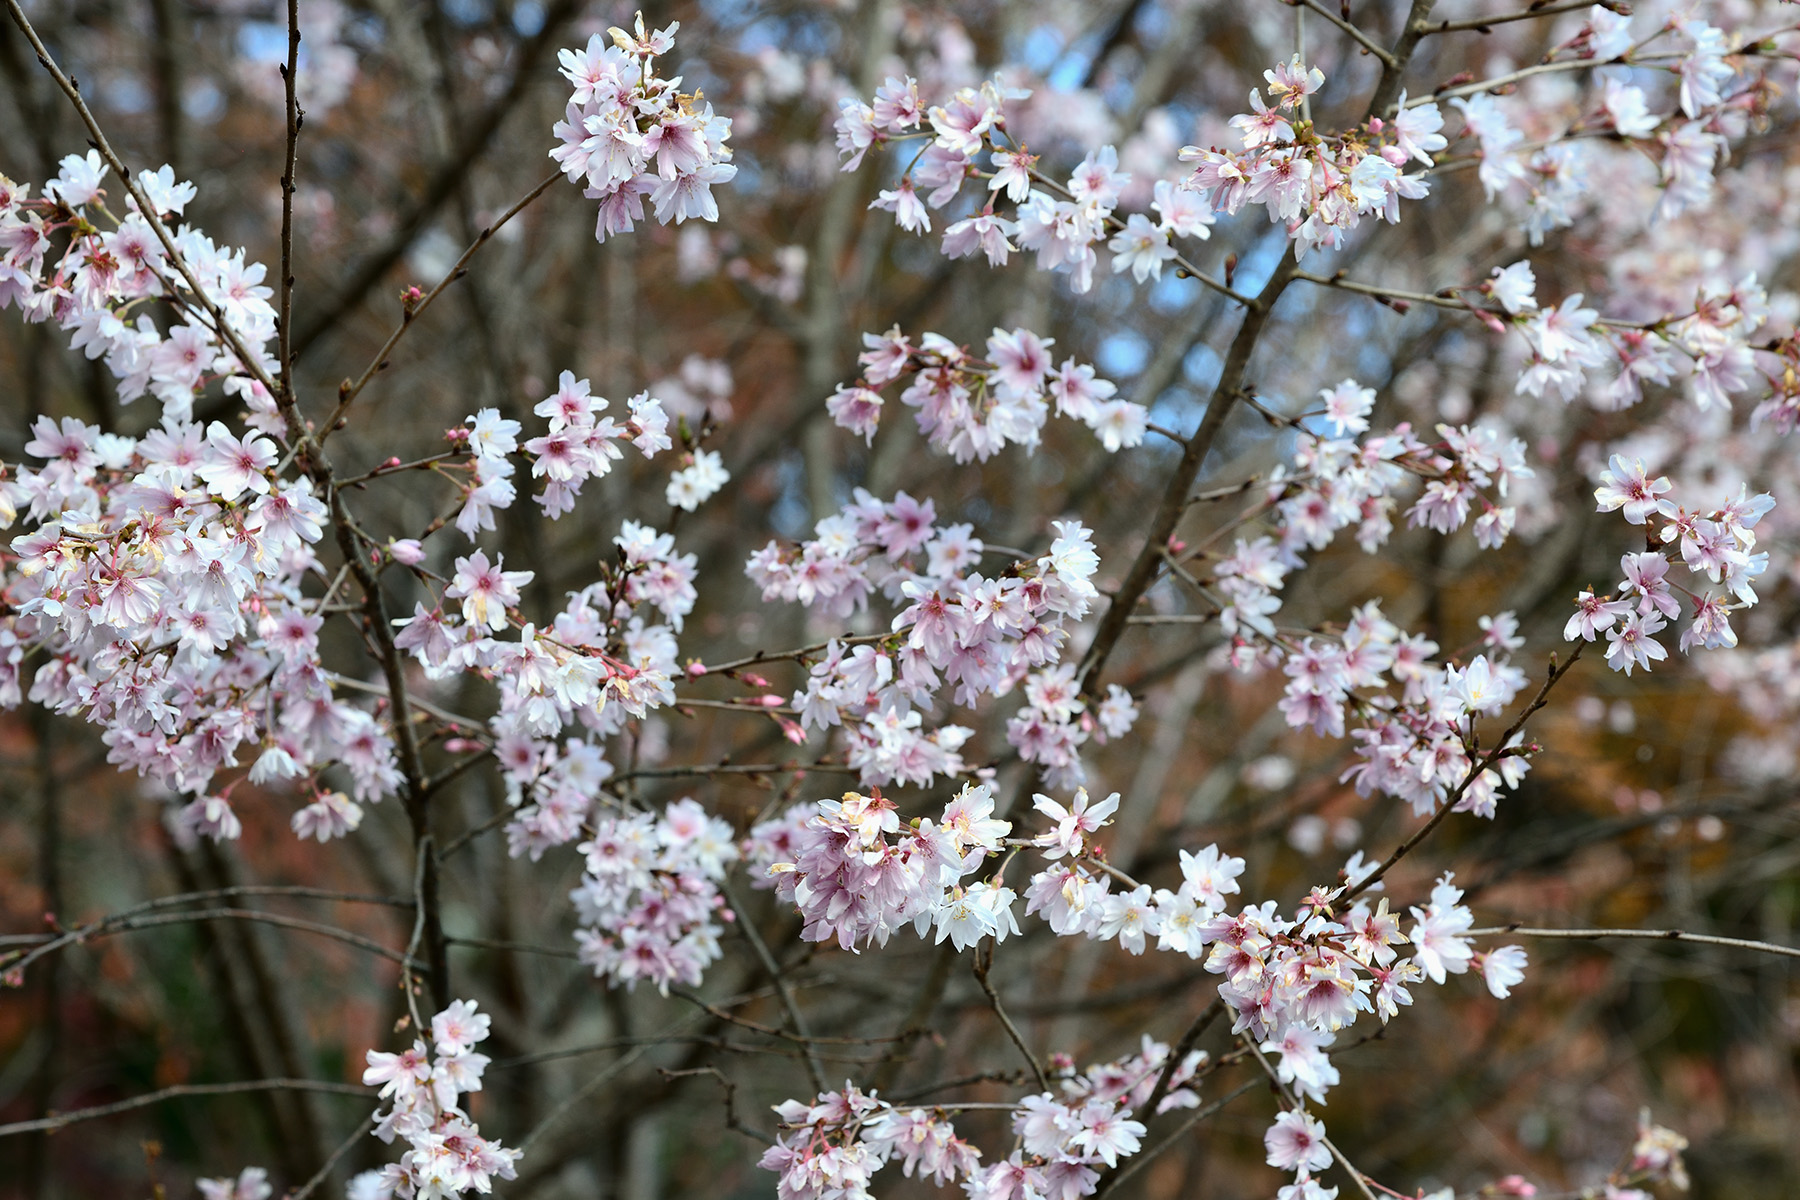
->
0;346;697;852
755;770;1533;1200
1238;587;1537;822
397;520;697;864
758;1057;1171;1200
1450;11;1751;237
1151;390;1546;822
747;492;1117;789
1467;258;1773;415
570;796;739;992
829;325;1146;462
1571;455;1773;671
499;736;614;860
1179;57;1442;258
758;1082;981;1200
2;410;395;842
1334;611;1534;821
444;371;672;535
751;783;1013;951
1207;390;1533;646
1006;666;1139;791
354;999;520;1198
1214;871;1525;1196
403;513;691;704
550;15;737;242
529;370;672;518
837;77;1215;292
384;447;709;892
0;157;280;429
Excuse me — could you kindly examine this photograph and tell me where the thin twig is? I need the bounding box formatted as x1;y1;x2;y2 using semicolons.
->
276;0;302;411
723;879;827;1091
401;842;433;1032
660;1066;774;1142
438;807;511;861
1295;0;1396;64
515;1013;709;1154
445;934;578;959
1473;925;1800;962
287;1111;378;1200
1125;614;1216;625
1136;995;1224;1121
423;746;497;800
972;942;1050;1093
614;760;858;782
316;169;563;446
674;696;799;715
1422;0;1616;36
669;987;914;1046
1294;267;1672;330
323;671;482;732
335;450;462;488
1409;50;1699;109
887;1069;1032;1103
700;632;891;675
0;1078;371;1138
492;1033;890;1070
4;907;408;977
1184;471;1278;507
1343;644;1583;902
1146;421;1189;446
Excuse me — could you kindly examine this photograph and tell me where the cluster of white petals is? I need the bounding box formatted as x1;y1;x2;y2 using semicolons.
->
550;15;736;241
354;1000;520;1198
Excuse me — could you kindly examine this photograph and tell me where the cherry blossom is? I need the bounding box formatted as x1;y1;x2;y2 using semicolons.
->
359;999;519;1196
550;19;736;243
